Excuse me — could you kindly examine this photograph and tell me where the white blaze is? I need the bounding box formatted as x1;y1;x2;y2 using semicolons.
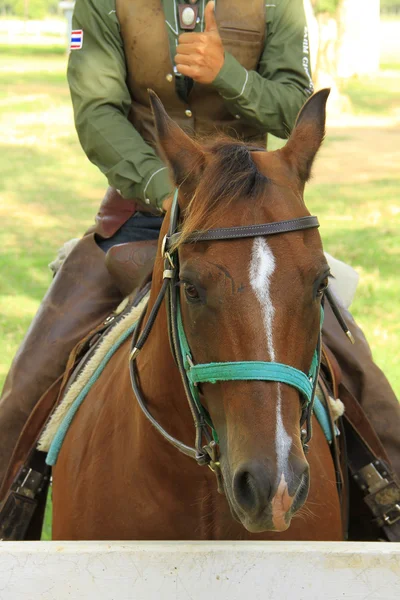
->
249;238;292;480
249;238;276;360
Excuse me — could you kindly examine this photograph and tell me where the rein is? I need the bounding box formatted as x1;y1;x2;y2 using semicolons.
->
129;189;326;489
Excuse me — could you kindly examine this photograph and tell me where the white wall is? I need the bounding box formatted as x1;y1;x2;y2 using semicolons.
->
0;541;399;600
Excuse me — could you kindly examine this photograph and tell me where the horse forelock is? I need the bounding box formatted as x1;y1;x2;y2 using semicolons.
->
177;137;271;246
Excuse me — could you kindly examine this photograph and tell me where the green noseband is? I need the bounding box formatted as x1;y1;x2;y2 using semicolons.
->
188;361;317;400
177;295;323;443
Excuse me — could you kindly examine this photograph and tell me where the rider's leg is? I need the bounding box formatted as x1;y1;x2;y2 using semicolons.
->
0;212;163;489
96;211;163;252
323;301;400;478
0;234;122;487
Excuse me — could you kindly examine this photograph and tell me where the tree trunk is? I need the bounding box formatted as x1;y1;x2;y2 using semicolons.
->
307;0;350;115
336;0;380;78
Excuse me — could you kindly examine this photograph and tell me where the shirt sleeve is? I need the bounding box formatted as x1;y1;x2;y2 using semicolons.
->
68;0;172;209
211;0;314;139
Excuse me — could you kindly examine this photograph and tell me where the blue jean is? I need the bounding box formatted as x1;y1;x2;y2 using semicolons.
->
96;211;164;253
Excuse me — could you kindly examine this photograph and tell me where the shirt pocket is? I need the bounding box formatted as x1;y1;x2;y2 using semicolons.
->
219;24;265;70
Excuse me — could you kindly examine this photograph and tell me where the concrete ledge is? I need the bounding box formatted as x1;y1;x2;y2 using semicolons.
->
0;541;399;599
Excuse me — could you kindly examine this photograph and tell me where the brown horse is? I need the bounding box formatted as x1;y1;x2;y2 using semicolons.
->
52;89;343;540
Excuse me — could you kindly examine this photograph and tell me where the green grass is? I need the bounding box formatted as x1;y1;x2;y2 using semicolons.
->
380;62;400;71
342;73;400;115
306;179;400;390
0;44;65;56
41;484;53;541
0;49;104;384
0;47;399;540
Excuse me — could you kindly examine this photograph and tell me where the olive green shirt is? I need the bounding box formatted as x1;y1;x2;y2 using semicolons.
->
68;0;313;209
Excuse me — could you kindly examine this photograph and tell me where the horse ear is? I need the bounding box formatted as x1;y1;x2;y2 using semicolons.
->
282;88;330;182
148;90;205;195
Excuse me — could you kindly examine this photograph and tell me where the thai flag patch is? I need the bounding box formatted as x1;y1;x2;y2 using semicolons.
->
70;30;83;50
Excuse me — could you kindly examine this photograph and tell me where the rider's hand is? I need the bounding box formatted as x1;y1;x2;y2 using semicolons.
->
175;1;224;85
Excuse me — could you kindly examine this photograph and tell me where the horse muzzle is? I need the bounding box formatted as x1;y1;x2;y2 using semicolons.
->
225;458;310;533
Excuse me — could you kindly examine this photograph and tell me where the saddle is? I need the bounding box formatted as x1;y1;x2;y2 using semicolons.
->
1;244;399;541
320;346;400;542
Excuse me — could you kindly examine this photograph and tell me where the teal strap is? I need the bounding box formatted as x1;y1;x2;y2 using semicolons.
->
176;295;218;441
313;395;333;443
188;362;313;403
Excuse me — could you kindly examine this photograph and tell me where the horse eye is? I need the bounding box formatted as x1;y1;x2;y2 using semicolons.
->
317;276;329;297
184;282;200;301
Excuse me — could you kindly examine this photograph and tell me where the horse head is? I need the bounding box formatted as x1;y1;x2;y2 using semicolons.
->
148;89;330;533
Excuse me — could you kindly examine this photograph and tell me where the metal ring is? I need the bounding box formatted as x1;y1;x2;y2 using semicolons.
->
161;234;167;257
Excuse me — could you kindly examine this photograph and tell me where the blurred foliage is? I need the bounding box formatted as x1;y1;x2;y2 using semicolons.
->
0;43;65;55
0;0;58;18
310;0;399;15
381;0;400;8
312;0;340;15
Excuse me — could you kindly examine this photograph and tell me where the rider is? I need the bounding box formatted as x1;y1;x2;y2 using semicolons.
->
0;0;399;494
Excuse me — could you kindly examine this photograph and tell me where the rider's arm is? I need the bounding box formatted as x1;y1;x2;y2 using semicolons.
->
211;0;313;139
68;0;171;210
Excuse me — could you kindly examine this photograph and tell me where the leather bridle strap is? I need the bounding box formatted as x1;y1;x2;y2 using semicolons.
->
166;216;319;248
129;323;203;461
129;190;213;466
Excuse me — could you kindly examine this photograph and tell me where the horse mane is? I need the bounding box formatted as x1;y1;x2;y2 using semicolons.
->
178;136;271;245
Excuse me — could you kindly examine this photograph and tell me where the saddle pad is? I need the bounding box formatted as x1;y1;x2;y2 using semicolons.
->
324;252;359;309
314;387;344;443
37;293;149;461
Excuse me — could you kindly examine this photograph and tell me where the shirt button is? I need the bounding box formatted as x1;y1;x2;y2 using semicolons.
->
145;198;150;205
185;109;192;118
235;114;241;120
166;73;173;83
182;6;196;26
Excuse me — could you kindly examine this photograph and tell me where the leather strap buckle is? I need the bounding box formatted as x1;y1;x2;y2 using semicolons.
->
203;441;224;495
354;461;389;494
13;466;46;500
0;460;50;541
383;503;400;526
362;477;400;529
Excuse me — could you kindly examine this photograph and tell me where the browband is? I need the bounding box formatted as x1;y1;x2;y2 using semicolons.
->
166;216;319;249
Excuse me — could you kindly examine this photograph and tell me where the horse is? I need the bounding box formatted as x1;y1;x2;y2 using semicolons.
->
51;88;344;540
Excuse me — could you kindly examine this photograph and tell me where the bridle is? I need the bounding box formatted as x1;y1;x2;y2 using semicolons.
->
129;189;327;491
129;189;323;489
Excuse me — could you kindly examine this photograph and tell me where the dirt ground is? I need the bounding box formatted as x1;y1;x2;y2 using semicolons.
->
315;121;400;184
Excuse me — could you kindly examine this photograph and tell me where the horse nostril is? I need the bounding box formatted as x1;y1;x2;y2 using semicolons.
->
233;466;271;516
291;456;309;488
